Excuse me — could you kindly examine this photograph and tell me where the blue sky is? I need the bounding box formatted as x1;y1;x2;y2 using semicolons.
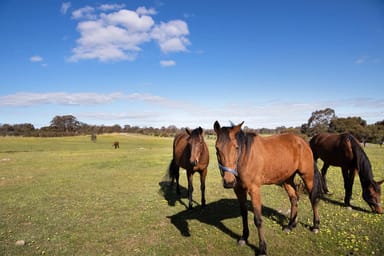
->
0;0;383;129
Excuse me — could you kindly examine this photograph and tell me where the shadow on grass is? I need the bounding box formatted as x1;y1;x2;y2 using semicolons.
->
321;195;371;213
158;181;198;209
166;198;289;252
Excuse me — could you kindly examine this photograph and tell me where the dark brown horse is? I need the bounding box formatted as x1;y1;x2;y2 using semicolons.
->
310;132;383;213
169;127;209;209
214;121;324;255
112;141;119;149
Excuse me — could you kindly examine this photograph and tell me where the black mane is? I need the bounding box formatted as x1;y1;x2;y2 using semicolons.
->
347;134;377;190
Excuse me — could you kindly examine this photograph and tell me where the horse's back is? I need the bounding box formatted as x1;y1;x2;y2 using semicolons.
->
310;132;353;166
261;133;311;158
254;133;313;183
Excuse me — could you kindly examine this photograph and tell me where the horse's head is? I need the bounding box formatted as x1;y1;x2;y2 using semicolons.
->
186;127;204;167
363;179;384;214
214;121;244;189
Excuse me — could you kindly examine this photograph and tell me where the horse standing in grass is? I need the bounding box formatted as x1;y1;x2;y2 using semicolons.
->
112;141;120;149
169;127;209;209
214;121;324;255
310;132;383;213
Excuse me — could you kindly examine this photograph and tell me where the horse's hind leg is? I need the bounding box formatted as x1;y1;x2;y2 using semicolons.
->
301;168;322;233
200;169;207;208
321;162;330;194
169;159;181;195
283;177;299;232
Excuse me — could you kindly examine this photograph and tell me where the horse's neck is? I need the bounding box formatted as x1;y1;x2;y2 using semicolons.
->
357;160;374;188
239;133;258;164
200;140;208;158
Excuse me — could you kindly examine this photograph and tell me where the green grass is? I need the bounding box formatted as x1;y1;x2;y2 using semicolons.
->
1;135;383;255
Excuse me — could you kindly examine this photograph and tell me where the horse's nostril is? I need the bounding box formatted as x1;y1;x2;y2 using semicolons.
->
223;179;236;189
191;160;198;166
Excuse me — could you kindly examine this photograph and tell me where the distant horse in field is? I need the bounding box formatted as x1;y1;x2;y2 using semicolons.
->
112;141;120;149
168;127;209;209
214;121;324;255
310;132;383;213
91;133;97;142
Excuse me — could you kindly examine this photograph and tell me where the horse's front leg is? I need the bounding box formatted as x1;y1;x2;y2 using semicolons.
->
234;185;249;245
342;167;355;208
249;187;267;256
200;169;207;208
187;170;194;210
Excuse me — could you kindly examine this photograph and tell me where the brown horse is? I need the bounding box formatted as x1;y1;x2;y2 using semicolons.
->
214;121;324;255
310;132;383;214
168;127;209;209
112;141;119;149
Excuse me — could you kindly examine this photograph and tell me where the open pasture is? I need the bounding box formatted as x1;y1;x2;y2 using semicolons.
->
1;134;383;255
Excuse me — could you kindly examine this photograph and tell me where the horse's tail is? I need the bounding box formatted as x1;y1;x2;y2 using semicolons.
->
310;162;325;204
168;158;179;182
347;134;373;182
309;135;319;161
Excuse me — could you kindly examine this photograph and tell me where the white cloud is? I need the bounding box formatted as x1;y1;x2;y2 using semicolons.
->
2;91;383;129
0;92;123;106
354;55;381;65
30;55;43;62
160;60;176;67
61;2;71;14
71;6;96;20
68;5;190;62
102;9;154;31
136;7;157;15
354;56;368;64
151;20;190;53
98;4;125;11
0;92;189;109
79;111;157;121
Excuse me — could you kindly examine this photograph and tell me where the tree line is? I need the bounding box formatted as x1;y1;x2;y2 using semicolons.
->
1;109;384;144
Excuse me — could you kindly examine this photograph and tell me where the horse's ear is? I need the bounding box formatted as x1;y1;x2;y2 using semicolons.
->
186;128;191;135
214;121;221;134
233;121;244;133
198;126;203;135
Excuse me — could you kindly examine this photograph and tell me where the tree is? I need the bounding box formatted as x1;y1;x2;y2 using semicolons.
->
329;117;367;140
305;108;336;136
50;115;80;133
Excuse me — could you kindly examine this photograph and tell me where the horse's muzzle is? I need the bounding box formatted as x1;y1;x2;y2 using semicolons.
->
190;159;198;166
223;179;236;189
372;204;383;214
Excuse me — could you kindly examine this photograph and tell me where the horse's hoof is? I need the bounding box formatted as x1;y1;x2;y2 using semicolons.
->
346;206;352;211
238;239;246;246
283;227;292;233
311;227;319;234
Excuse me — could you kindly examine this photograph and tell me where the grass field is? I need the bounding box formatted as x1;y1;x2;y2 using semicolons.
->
1;134;383;255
